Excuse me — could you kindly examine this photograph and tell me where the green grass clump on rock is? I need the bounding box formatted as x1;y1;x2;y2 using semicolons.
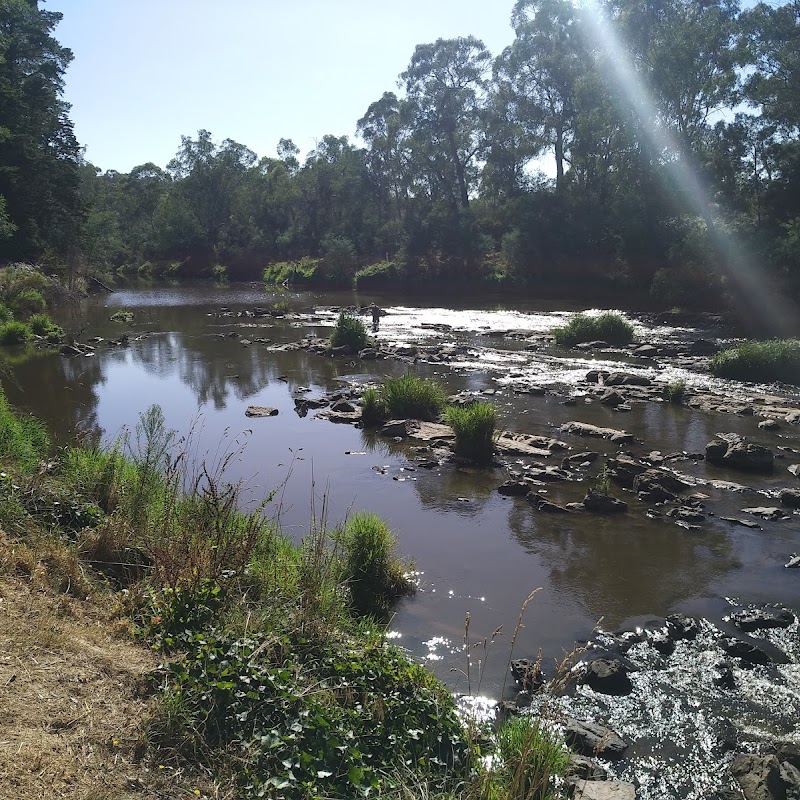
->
552;312;635;347
339;511;412;615
381;374;446;421
710;340;800;385
330;312;369;352
446;402;497;465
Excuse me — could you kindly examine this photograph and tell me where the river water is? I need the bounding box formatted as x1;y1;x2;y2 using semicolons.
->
3;286;799;717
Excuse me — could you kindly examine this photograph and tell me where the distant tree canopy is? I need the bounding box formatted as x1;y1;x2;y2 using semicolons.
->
1;0;800;306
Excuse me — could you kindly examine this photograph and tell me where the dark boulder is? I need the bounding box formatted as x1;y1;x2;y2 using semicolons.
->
510;658;543;691
720;637;772;666
731;607;795;632
706;437;774;475
583;491;628;513
581;658;633;695
564;718;628;759
498;480;532;497
666;614;701;641
731;754;786;800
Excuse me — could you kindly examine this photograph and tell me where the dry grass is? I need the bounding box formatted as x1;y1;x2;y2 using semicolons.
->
0;532;232;800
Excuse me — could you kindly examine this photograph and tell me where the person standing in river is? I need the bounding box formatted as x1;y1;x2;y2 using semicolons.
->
371;304;381;331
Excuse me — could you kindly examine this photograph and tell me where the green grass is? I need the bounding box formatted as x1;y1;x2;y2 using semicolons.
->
446;402;497;465
339;511;412;615
490;716;570;800
330;312;369;351
0;386;49;470
0;320;31;345
710;339;800;385
552;312;634;347
380;374;446;421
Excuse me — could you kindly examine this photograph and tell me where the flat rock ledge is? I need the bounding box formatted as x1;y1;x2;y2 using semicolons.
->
560;421;636;444
245;406;279;417
574;781;637;800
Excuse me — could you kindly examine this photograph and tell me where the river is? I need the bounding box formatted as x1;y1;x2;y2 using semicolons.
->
2;284;799;720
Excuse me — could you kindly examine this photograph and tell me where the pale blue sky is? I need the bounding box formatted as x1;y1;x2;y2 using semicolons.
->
47;1;516;173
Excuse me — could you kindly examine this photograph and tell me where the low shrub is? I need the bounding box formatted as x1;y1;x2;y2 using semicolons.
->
360;387;388;426
552;312;634;347
330;312;369;352
339;511;412;615
0;303;12;324
262;258;320;286
380;374;446;421
146;628;469;799
710;339;800;385
0;320;31;345
8;288;46;318
353;260;399;289
211;263;227;283
446;402;497;464
28;313;63;341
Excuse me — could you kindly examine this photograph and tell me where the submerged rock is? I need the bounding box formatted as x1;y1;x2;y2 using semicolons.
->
527;492;571;513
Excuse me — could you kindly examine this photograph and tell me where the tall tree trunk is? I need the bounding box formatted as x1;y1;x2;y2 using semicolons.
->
555;124;565;191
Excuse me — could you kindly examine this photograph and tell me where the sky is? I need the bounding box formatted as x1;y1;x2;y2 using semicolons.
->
46;0;517;173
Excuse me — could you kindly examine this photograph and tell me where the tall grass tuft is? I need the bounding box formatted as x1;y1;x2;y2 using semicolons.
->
339;511;412;615
360;386;388;426
330;311;369;352
492;715;571;800
710;339;800;385
446;402;497;464
552;312;634;347
380;374;446;421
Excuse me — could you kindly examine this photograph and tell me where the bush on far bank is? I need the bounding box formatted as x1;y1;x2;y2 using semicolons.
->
710;339;800;385
552;312;635;347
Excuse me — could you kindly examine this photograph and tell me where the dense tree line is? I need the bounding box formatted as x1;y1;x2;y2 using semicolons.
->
1;0;799;306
